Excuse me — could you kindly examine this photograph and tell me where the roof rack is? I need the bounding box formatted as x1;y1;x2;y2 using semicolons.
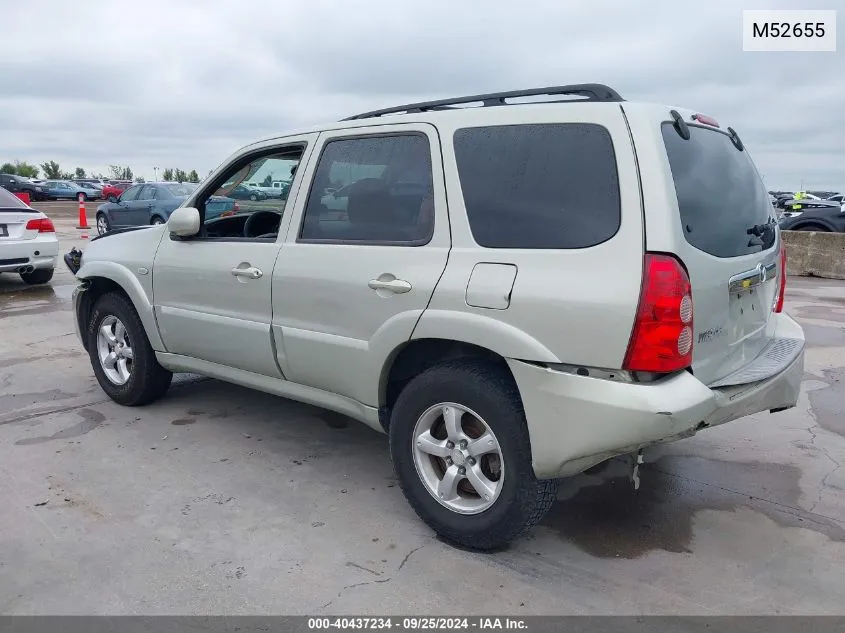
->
342;83;624;121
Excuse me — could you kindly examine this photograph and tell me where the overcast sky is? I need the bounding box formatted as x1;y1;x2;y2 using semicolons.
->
1;0;842;190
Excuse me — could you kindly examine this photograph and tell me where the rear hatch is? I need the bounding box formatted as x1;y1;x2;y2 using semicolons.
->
0;187;39;241
631;106;785;387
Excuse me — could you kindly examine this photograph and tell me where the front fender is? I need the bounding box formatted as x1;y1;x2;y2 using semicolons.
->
77;260;165;351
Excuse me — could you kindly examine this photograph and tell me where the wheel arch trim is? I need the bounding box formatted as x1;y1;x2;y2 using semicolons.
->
76;261;165;351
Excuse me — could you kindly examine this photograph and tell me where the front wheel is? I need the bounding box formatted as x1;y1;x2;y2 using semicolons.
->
86;292;172;406
96;213;110;235
389;360;557;550
151;216;165;225
20;268;54;285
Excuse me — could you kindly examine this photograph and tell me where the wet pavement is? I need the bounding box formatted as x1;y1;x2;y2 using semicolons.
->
1;223;845;615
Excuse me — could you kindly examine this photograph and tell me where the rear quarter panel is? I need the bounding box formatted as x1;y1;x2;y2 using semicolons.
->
417;103;644;368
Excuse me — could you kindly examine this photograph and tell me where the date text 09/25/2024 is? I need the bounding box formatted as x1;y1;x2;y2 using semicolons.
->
308;617;528;630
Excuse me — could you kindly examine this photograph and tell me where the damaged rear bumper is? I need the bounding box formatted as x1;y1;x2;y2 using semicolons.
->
508;314;805;480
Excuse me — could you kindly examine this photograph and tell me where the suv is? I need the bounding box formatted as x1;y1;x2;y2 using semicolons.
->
0;173;48;201
64;84;804;550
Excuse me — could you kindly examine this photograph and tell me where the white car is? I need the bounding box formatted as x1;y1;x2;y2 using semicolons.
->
66;83;804;549
0;186;58;284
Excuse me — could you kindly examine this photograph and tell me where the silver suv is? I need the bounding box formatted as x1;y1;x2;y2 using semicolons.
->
66;84;804;550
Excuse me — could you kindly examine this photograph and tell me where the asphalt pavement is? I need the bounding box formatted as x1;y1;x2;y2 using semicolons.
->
1;212;844;615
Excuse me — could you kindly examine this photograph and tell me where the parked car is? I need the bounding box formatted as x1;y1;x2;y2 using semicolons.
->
42;180;94;200
75;182;103;199
227;184;267;201
0;185;57;284
74;178;109;188
825;193;843;204
64;83;803;550
0;173;48;201
94;181;237;235
101;182;130;202
778;199;845;232
245;182;286;198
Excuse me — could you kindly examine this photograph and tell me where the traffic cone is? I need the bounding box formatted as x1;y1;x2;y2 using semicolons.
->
76;194;90;230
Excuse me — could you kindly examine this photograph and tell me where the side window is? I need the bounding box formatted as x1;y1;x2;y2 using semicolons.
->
120;185;142;201
299;134;434;244
193;146;304;240
453;124;621;249
138;185;156;200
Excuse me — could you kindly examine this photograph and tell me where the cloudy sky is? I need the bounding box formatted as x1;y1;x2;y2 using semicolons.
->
1;0;842;190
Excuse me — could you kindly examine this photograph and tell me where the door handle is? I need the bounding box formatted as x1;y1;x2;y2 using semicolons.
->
368;277;411;294
231;266;263;279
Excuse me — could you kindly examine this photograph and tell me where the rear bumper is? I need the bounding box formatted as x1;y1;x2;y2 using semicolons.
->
508;313;805;479
0;237;58;272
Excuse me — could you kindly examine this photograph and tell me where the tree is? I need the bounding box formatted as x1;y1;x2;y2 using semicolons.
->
162;168;174;181
109;165;133;181
40;161;63;179
0;161;39;177
174;168;188;183
188;169;199;183
74;167;87;179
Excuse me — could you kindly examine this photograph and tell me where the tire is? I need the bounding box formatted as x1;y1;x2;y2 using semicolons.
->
151;215;165;225
795;224;829;232
20;268;54;285
86;292;172;406
249;194;258;201
96;213;110;235
389;359;557;550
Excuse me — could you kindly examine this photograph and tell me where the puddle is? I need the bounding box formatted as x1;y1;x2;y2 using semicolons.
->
15;408;105;445
0;389;78;412
808;367;845;437
540;455;845;559
0;283;74;317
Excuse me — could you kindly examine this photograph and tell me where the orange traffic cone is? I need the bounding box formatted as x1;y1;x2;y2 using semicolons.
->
76;194;90;230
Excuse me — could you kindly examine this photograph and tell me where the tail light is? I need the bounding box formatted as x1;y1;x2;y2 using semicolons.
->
25;218;55;233
774;243;787;313
623;253;694;373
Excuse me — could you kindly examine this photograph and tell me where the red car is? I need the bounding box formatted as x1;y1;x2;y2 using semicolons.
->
101;182;130;202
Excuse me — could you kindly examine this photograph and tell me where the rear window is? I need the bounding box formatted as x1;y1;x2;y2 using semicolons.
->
453;123;621;249
0;186;30;209
662;123;774;258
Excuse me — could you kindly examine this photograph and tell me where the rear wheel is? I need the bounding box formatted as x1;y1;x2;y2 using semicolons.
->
20;268;54;285
249;194;258;201
389;360;557;550
151;215;165;225
87;292;172;406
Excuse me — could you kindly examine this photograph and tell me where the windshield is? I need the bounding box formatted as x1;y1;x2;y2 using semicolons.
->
162;182;198;196
662;123;775;258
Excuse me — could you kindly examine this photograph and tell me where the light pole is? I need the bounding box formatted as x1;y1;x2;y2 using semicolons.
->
153;167;158;181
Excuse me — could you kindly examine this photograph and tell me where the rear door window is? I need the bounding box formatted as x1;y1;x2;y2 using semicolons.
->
661;123;775;258
453;123;621;249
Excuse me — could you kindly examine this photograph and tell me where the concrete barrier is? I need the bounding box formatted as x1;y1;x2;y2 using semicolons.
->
782;230;845;280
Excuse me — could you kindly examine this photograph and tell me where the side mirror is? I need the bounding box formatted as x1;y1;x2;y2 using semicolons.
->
168;206;200;237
